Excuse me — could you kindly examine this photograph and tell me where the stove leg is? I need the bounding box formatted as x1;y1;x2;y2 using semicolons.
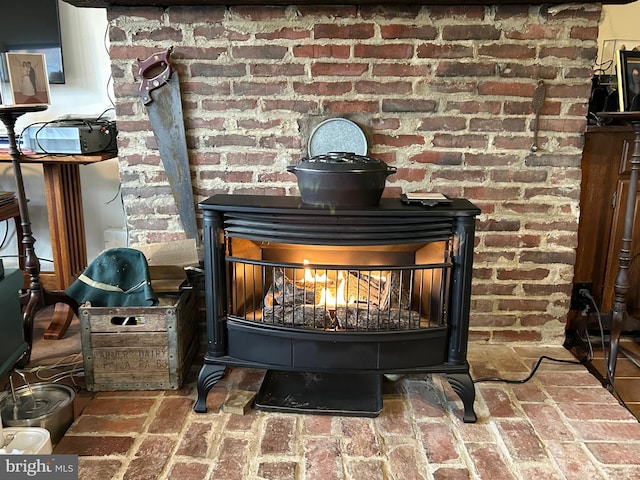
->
194;363;226;413
446;372;477;423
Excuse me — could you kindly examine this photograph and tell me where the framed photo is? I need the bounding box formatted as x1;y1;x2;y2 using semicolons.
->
616;49;640;111
3;52;50;106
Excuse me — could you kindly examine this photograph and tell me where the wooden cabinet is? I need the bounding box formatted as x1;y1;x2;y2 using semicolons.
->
568;125;640;334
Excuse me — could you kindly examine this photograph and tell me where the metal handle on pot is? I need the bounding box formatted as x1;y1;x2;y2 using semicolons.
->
286;165;297;174
386;166;397;176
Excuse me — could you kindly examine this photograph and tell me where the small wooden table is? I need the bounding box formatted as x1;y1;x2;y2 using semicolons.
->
0;150;117;291
0;108;117;350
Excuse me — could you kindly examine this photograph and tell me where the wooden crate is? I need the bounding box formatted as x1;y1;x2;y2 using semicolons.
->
79;290;197;391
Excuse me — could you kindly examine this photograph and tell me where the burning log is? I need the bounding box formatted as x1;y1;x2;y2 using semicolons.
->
263;268;316;306
261;267;418;331
335;306;421;330
262;305;333;328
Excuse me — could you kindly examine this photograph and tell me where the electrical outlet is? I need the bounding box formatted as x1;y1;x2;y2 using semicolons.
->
570;282;592;311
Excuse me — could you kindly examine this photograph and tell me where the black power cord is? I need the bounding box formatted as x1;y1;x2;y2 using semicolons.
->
473;290;635;418
473;355;583;385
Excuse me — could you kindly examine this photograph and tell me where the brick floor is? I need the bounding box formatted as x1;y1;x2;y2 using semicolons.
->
50;343;640;480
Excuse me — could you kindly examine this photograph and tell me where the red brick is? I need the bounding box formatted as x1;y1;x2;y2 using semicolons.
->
324;100;378;114
340;417;381;456
256;27;310;41
539;45;597;62
260;416;297;455
477;386;518;418
586;442;640;465
304;437;342;480
310;62;369;77
516;464;564;480
466;443;517;479
355;81;413;95
387;443;428;480
354;43;414;59
81;397;157;416
569;420;640;441
478;43;536;59
419;422;460;463
302;414;334;435
433;467;471;480
557;402;633;421
314;23;375;39
257;461;299;479
373;63;431;76
432;133;489;149
495;419;547;461
54;435;135;456
212;437;250;480
234;81;288;96
376;398;413;436
547;442;609;478
344;459;385;480
442;24;501;41
176;421;216;457
167;461;210;480
147;397;193;434
231;45;288;60
69;414;147;434
545;385;618;404
78;459;123;480
292;44;350;59
293;81;352;96
225;412;259;432
380;24;437;40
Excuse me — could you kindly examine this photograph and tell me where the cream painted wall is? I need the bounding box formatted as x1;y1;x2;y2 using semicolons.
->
598;1;640;71
0;2;124;274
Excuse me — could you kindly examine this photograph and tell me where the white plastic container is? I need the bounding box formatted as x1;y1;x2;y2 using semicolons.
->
0;427;53;454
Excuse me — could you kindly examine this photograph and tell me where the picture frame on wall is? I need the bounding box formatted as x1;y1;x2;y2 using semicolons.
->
616;49;640;111
1;52;51;107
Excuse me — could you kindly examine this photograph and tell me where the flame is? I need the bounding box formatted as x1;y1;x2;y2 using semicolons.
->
303;259;327;283
318;271;349;307
301;260;354;307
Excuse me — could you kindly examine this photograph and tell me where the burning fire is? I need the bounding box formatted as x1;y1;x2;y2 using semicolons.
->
302;260;351;307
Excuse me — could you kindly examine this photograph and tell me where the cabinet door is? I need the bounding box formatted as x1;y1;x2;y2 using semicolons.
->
601;163;640;317
574;131;627;296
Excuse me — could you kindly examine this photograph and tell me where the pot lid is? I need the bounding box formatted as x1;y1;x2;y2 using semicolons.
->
294;152;394;172
307;118;367;157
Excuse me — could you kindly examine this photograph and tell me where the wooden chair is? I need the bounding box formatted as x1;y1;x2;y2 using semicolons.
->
0;192;25;269
0;192;75;346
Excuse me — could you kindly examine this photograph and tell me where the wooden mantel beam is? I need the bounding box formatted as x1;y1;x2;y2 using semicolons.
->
62;0;633;8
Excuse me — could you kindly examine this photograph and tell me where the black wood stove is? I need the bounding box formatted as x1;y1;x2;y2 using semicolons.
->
194;194;480;422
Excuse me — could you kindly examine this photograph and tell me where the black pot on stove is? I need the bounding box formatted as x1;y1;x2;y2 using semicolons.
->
287;152;397;208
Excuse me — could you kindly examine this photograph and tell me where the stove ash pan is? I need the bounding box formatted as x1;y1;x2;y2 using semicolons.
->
194;195;480;422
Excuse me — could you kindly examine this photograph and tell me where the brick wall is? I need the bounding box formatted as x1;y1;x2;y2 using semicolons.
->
107;3;602;344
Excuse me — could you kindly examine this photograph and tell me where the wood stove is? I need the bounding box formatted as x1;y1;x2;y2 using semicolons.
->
194;194;480;422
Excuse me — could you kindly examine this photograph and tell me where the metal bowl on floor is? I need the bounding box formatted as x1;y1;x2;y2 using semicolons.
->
1;383;75;444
